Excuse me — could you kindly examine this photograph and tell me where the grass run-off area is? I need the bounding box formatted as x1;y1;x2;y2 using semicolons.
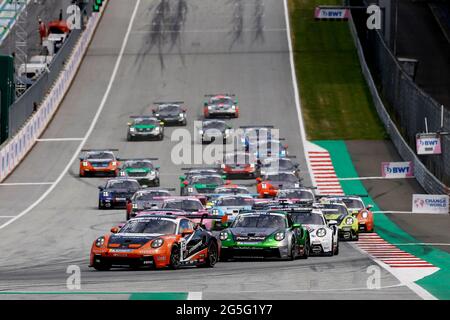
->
288;0;386;140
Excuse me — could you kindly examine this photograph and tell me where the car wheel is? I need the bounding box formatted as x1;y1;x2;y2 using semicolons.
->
289;239;296;261
300;239;310;259
158;133;163;141
169;245;181;270
199;241;218;268
154;178;160;187
98;200;104;210
127;134;132;141
93;262;110;271
334;244;339;256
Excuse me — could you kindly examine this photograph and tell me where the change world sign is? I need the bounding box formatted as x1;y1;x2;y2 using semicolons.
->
412;194;449;214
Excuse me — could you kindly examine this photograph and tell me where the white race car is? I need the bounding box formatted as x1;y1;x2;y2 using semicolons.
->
290;208;339;256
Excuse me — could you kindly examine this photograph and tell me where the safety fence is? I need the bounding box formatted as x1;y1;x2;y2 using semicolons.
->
0;1;107;182
0;0;30;44
347;13;450;195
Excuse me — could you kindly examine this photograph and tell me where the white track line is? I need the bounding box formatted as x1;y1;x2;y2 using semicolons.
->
187;292;203;300
283;0;314;187
36;138;84;142
339;176;416;181
0;0;142;231
0;182;54;186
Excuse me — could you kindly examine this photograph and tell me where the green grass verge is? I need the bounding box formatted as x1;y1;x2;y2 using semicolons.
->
288;0;386;140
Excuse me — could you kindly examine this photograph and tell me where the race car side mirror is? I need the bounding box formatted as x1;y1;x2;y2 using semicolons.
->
292;223;301;229
182;229;194;236
284;144;288;149
98;186;104;190
110;227;119;234
204;102;208;106
366;204;373;210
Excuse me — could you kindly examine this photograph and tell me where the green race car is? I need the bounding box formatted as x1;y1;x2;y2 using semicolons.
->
180;174;229;196
218;210;310;260
119;158;160;187
127;116;164;141
318;201;359;241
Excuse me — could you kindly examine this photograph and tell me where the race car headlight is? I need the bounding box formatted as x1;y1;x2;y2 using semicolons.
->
208;106;212;110
261;183;267;189
155;113;160;117
274;232;285;241
317;228;327;237
151;238;164;248
199;129;204;135
231;105;236;110
212;209;219;215
154;127;160;133
82;161;89;167
361;211;368;219
147;171;156;178
187;187;194;193
111;161;117;166
179;113;185;118
224;129;230;135
345;217;354;225
132;203;138;209
102;191;110;197
129;127;135;132
219;232;228;241
95;237;105;248
120;171;126;176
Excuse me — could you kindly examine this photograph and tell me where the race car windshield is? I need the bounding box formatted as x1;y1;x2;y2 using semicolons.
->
262;159;294;170
322;204;348;216
203;121;227;130
159;105;180;112
86;152;114;160
211;97;233;105
106;180;140;189
277;190;314;200
135;191;169;201
192;176;223;185
232;214;287;229
216;197;254;206
163;200;203;211
341;199;364;209
215;187;250;194
120;219;177;234
291;213;325;225
224;154;253;164
133;118;159;125
123;161;153;169
265;173;298;183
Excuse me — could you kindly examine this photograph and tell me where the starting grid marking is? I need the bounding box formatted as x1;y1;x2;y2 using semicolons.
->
356;234;434;268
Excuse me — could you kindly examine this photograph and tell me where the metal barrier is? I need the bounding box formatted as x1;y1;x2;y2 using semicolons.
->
348;14;450;195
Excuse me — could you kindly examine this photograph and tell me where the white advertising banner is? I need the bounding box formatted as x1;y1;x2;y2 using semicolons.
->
381;161;414;178
412;194;449;214
416;133;442;155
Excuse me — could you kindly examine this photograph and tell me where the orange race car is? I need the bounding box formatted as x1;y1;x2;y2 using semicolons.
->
256;172;302;198
90;215;220;270
326;196;374;233
79;149;120;177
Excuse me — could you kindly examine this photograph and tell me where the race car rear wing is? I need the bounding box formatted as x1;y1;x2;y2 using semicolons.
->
153;101;184;105
181;166;221;171
204;94;236;97
117;157;159;161
81;148;119;152
239;125;274;129
129;115;158;119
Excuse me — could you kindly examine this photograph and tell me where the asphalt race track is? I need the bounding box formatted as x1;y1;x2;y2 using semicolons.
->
0;0;421;299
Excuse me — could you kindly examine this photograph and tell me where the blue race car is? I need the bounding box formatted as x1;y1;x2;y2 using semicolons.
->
209;195;255;220
98;178;141;209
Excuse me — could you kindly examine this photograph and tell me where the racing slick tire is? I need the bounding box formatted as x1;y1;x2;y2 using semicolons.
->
98;200;105;210
334;244;339;256
127;133;133;141
198;241;218;268
169;245;181;270
93;262;111;271
158;133;164;141
289;239;296;261
299;239;310;259
153;178;160;187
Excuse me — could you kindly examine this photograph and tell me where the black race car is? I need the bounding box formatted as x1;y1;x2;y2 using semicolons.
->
152;102;187;126
198;120;232;144
98;178;141;209
258;157;300;178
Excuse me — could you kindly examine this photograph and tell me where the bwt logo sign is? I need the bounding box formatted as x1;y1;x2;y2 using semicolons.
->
385;166;410;174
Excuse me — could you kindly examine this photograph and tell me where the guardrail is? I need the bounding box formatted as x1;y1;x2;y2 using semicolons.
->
347;14;450;196
0;1;108;182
